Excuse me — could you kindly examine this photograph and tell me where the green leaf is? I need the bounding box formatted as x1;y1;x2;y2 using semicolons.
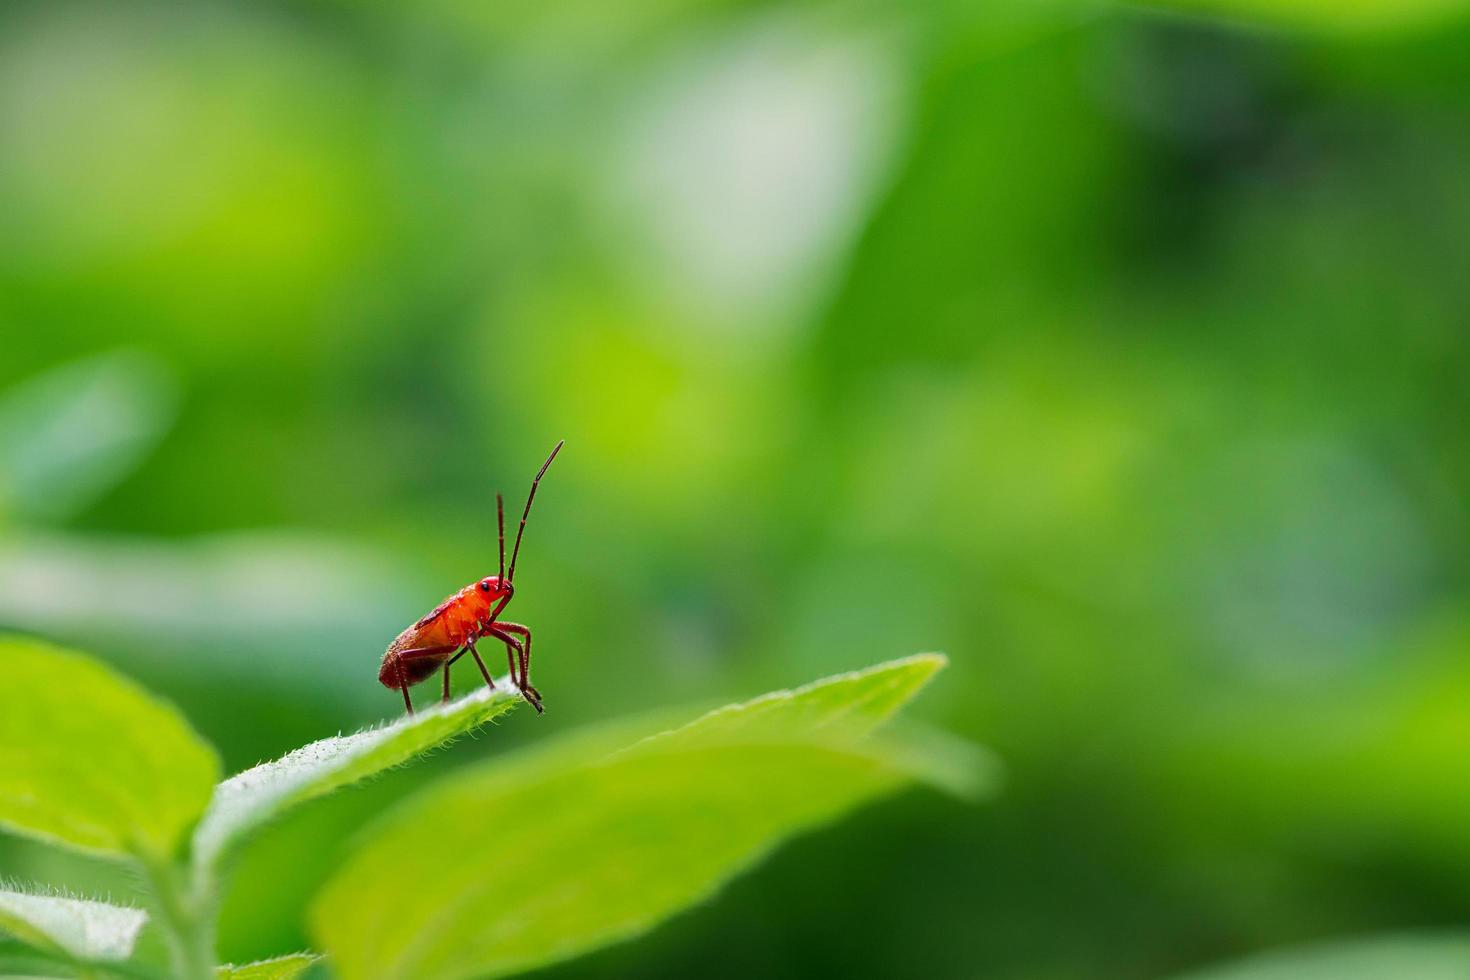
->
312;654;992;980
0;637;220;860
216;952;321;979
1137;0;1469;33
1172;934;1470;980
0;886;147;964
192;685;521;879
666;652;949;740
0;350;175;524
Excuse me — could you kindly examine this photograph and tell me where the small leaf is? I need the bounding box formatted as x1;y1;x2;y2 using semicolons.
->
193;685;521;878
0;350;175;524
0;637;220;860
0;886;147;963
217;952;321;979
1172;934;1470;980
312;654;991;980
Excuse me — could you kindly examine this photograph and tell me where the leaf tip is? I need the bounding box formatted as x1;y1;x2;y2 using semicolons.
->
898;650;948;674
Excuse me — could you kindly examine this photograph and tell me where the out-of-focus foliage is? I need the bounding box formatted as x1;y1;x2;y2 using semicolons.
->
0;351;175;524
1172;934;1470;979
0;887;147;966
0;638;219;860
1144;0;1470;33
3;0;1470;974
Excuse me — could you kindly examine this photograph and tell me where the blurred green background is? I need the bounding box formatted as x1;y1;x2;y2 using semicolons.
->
4;0;1470;976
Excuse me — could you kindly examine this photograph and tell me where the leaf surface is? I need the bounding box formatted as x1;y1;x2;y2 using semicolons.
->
0;887;147;964
0;351;175;524
1172;934;1470;980
217;952;321;979
1139;0;1468;32
193;685;521;878
313;654;993;980
0;637;219;859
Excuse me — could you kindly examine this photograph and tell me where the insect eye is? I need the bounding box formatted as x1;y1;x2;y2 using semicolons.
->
479;580;491;593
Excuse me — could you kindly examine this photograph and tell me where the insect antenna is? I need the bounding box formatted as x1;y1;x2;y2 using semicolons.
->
497;492;506;581
508;439;564;583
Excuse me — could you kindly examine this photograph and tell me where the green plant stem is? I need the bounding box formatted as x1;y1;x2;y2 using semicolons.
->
142;857;215;980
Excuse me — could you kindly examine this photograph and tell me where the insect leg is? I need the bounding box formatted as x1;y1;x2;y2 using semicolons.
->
483;625;541;714
396;644;458;663
446;640;499;693
441;662;451;703
481;628;519;686
503;633;522;688
493;622;538;703
389;645;457;716
467;642;497;690
396;659;414;716
445;639;497;690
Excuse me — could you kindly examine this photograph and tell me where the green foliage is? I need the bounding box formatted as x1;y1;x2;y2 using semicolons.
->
191;685;521;879
4;0;1470;973
667;652;948;739
311;655;983;980
1141;0;1470;31
0;638;219;861
0;351;175;526
216;952;320;979
0;640;977;979
0;886;147;965
0;636;528;978
1173;934;1470;979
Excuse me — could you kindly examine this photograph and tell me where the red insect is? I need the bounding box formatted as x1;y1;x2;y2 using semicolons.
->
379;441;563;716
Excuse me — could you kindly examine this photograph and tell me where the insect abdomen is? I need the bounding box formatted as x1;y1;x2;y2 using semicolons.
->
379;651;443;688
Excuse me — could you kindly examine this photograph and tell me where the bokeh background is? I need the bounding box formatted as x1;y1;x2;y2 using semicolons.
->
4;0;1470;977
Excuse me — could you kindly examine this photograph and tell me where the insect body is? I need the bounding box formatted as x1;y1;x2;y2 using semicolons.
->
379;440;563;715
